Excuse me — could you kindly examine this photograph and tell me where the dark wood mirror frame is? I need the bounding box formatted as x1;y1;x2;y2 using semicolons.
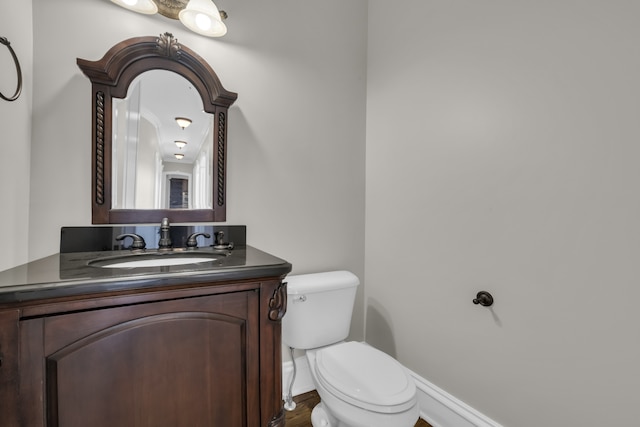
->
77;33;237;224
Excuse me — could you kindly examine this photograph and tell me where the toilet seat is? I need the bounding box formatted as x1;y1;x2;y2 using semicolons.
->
314;342;416;414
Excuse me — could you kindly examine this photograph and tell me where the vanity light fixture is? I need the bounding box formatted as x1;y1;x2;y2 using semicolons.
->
175;117;192;129
179;0;227;37
110;0;228;37
174;153;185;160
110;0;158;14
175;140;188;149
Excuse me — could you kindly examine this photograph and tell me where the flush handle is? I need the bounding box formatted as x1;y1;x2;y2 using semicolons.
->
473;291;494;307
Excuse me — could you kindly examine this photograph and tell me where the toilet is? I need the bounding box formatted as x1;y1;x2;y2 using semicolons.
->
282;271;419;427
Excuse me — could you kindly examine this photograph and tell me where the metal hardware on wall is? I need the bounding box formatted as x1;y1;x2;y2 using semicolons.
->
473;291;494;307
0;36;22;102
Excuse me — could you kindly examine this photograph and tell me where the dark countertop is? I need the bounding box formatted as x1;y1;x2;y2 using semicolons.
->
0;245;292;305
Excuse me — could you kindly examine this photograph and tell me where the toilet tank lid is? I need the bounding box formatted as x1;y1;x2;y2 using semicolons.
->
286;271;360;294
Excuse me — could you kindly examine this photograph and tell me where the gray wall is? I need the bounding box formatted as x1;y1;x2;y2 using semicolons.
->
0;0;32;271
365;1;640;426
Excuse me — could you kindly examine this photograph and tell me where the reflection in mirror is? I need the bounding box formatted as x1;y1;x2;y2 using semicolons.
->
112;70;214;210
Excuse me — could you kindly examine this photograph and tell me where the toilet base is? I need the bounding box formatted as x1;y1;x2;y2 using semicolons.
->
311;402;339;427
312;390;419;427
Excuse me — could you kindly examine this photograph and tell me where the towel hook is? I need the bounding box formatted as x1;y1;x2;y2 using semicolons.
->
0;36;23;102
473;291;494;307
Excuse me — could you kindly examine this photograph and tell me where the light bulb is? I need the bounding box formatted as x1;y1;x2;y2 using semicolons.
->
110;0;158;14
195;13;212;31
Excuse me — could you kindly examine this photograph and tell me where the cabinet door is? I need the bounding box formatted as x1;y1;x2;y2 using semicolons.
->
0;310;20;427
41;291;259;427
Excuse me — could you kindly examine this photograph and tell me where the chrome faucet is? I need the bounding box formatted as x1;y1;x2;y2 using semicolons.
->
158;217;172;250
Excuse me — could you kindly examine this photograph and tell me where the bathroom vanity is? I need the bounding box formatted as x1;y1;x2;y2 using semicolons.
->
0;226;291;427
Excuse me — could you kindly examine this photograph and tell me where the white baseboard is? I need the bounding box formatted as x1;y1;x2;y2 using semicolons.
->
410;371;504;427
282;355;503;427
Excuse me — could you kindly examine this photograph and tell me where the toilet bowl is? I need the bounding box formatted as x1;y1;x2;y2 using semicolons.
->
307;342;418;427
282;271;419;427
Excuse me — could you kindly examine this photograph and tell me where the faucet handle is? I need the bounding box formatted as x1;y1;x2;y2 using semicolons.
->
157;217;172;250
214;231;225;246
213;231;234;250
161;217;170;229
116;233;146;251
186;232;211;249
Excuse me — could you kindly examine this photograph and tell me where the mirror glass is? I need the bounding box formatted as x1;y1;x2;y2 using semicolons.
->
112;70;214;210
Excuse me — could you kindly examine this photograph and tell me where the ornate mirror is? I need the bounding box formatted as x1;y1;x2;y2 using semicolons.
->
77;33;237;224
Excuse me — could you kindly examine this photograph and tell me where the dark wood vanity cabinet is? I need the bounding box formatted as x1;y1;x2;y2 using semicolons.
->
0;277;287;427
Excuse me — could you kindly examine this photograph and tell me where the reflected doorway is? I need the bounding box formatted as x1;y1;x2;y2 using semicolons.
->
162;172;192;209
169;178;189;208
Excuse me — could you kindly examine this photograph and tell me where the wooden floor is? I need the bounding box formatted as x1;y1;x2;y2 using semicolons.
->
284;391;432;427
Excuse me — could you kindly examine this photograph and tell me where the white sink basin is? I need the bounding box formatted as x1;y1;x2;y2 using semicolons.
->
99;257;216;268
88;253;219;269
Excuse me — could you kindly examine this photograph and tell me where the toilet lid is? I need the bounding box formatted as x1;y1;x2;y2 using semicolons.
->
314;342;416;413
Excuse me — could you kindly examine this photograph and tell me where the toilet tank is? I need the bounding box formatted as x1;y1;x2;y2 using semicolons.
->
282;271;360;350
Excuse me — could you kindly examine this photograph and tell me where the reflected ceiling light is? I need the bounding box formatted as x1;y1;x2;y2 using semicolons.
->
179;0;227;37
174;153;185;160
110;0;228;38
110;0;158;15
175;117;192;129
175;140;188;149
